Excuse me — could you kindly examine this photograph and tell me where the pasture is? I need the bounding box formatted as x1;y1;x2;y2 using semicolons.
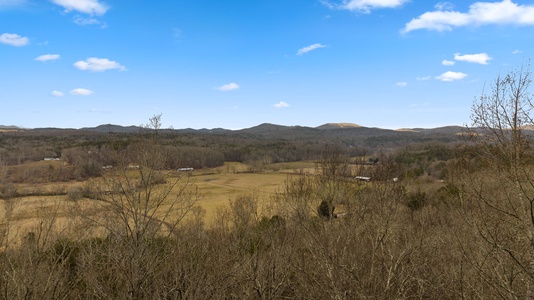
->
0;162;318;245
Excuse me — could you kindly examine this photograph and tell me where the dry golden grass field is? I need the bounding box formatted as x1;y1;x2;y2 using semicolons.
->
175;161;317;218
0;162;319;245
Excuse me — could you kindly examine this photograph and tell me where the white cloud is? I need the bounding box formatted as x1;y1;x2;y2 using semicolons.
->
325;0;409;13
74;57;126;72
454;52;492;64
216;83;240;91
297;43;327;55
436;71;468;82
512;49;522;54
273;101;290;108
35;54;60;62
396;82;408;87
73;16;102;26
51;0;109;15
416;76;431;81
442;59;455;66
403;0;534;33
50;90;64;97
70;88;94;95
0;33;29;46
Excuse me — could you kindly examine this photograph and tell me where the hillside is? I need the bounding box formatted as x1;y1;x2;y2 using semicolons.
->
316;123;362;130
0;125;22;131
0;122;467;147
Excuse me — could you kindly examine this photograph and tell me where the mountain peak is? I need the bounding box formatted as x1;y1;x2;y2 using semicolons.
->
316;123;362;130
0;125;22;131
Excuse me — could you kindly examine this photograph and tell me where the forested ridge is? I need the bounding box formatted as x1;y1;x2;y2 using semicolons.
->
0;122;465;167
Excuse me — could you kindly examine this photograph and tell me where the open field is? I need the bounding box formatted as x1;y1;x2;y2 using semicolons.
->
0;162;319;244
194;172;287;216
0;158;448;249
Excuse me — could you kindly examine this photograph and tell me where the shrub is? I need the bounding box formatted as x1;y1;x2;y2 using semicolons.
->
67;186;84;201
0;183;17;199
317;200;334;219
407;190;426;211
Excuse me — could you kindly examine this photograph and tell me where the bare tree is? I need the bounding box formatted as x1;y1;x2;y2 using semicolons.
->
467;63;534;298
77;114;199;299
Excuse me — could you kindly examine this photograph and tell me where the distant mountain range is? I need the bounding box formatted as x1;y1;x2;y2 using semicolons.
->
0;122;466;135
0;122;472;149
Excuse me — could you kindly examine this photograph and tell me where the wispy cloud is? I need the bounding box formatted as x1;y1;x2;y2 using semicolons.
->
416;76;431;81
73;16;105;26
442;59;455;66
403;0;534;33
454;53;492;64
74;57;126;72
35;54;60;62
216;83;240;91
396;82;408;87
0;0;27;8
0;33;29;46
50;90;64;97
512;49;522;54
436;71;467;82
297;43;327;55
51;0;109;15
324;0;409;13
70;88;94;96
434;2;454;11
273;101;290;108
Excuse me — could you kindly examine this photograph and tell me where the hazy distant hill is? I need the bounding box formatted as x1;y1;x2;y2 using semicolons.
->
239;123;317;133
81;124;142;133
175;128;232;134
79;124;233;134
396;126;466;135
0;125;22;130
316;123;362;130
227;123;465;147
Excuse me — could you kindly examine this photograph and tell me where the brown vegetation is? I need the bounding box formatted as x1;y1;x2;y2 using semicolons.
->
1;66;534;298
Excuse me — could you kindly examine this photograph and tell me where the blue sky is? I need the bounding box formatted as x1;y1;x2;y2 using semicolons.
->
1;0;533;129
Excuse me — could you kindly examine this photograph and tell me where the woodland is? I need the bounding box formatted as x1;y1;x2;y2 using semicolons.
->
0;67;533;299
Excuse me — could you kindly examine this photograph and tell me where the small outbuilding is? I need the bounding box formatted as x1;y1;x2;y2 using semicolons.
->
355;176;371;182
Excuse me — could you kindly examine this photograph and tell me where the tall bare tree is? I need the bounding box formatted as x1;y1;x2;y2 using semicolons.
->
78;114;199;299
467;63;534;298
